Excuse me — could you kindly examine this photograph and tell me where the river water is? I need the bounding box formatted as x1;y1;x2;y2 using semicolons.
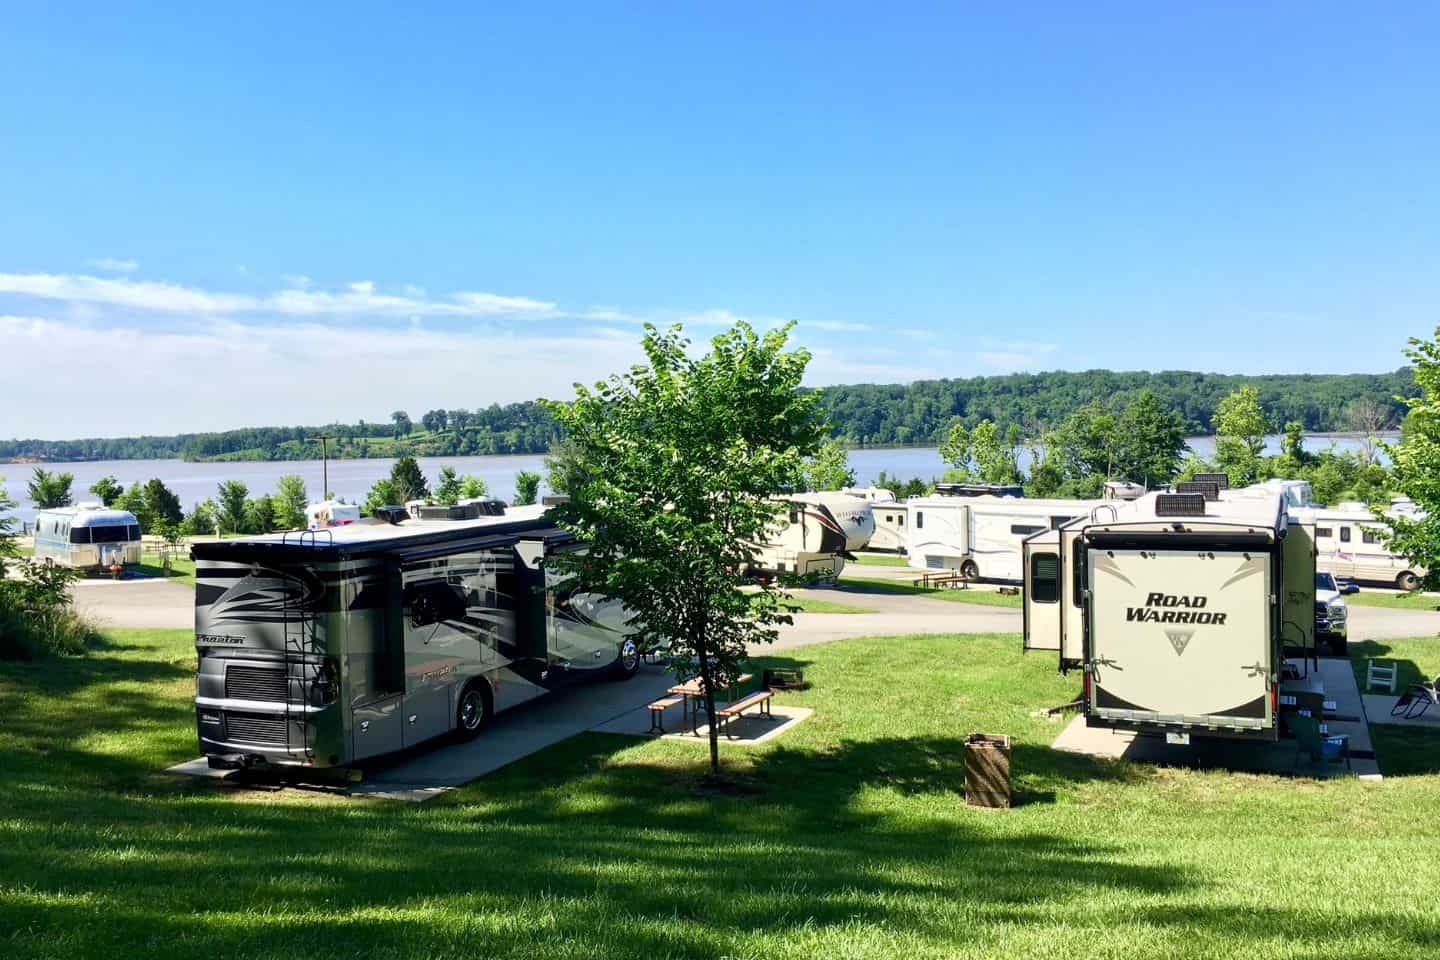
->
0;433;1392;526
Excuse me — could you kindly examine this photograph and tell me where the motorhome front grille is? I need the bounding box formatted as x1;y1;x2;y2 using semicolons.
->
1154;493;1207;517
223;712;289;746
225;665;289;702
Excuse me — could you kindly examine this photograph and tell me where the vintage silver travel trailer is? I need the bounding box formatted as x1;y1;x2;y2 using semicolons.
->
905;495;1100;582
32;504;142;572
1023;487;1316;743
1291;502;1427;589
747;493;875;578
191;504;638;771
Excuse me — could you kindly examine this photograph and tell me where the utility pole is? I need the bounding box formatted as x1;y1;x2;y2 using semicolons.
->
308;433;335;501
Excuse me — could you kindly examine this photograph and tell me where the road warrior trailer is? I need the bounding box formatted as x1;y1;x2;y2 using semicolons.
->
191;504;638;770
1024;488;1316;743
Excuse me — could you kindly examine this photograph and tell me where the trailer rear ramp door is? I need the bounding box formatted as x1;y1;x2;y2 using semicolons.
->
1088;549;1272;736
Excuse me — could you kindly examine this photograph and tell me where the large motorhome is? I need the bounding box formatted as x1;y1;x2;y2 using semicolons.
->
1292;502;1427;590
1023;488;1316;743
905;495;1100;582
191;505;638;771
747;493;875;578
32;504;142;573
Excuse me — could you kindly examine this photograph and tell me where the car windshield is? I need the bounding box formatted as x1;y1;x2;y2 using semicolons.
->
1315;572;1337;591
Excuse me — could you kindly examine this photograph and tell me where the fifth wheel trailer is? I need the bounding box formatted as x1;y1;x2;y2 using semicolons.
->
191;504;638;771
746;493;875;578
906;495;1100;582
1024;489;1316;743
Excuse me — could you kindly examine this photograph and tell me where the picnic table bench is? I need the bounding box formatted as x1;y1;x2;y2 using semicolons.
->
648;672;756;735
913;570;969;590
714;689;774;738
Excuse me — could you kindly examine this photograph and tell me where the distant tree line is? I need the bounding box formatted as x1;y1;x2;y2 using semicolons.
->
0;370;1416;464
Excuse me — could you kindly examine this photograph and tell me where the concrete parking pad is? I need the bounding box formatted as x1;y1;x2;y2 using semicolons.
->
1052;657;1380;779
72;577;194;630
590;700;812;744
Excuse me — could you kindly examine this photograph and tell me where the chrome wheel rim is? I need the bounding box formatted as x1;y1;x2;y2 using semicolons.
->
460;691;482;730
620;639;639;672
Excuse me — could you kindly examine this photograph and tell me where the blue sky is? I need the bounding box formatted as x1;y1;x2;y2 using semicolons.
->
2;3;1437;437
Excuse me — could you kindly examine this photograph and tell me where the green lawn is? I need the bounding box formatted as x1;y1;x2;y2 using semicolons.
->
1348;637;1440;778
840;575;1024;607
5;629;1440;958
1347;590;1440;611
850;552;908;567
785;595;877;614
130;555;197;587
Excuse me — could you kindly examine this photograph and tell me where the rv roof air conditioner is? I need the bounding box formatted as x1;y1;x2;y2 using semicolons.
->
374;505;410;524
1154;493;1208;518
1192;472;1229;490
1175;480;1222;501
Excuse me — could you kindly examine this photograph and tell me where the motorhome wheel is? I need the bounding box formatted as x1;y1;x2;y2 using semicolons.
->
961;560;980;581
456;683;492;739
1397;571;1420;592
612;638;640;680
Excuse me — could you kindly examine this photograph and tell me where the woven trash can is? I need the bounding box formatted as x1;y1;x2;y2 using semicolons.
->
964;733;1011;808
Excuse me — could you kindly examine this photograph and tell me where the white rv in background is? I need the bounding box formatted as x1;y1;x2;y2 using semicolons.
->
869;501;910;552
905;496;1100;582
747;493;875;578
1291;502;1427;590
1024;488;1316;743
840;486;897;503
306;500;361;529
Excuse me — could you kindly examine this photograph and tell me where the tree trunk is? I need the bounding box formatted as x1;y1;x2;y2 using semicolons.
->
695;632;720;775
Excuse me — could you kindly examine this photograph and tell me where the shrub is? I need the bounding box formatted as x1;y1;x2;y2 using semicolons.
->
0;560;103;660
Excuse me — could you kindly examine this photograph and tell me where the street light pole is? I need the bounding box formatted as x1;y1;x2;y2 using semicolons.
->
307;433;335;501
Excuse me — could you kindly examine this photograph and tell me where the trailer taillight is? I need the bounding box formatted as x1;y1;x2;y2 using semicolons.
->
1083;670;1091;702
1270;683;1278;716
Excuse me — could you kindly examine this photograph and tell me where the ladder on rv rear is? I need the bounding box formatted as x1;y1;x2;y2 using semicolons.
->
280;528;332;762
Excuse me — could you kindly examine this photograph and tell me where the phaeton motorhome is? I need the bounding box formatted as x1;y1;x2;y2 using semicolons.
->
191;504;638;771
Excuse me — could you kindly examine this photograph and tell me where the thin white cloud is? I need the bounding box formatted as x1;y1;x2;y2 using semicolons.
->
806;320;872;332
0;272;557;318
88;257;139;274
281;274;312;289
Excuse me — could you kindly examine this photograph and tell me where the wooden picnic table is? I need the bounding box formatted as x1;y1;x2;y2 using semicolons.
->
913;570;969;590
668;672;754;734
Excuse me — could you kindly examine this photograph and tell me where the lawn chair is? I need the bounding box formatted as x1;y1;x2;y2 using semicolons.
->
1392;676;1440;721
1288;711;1350;772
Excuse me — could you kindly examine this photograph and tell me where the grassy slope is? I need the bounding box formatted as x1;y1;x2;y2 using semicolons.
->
4;629;1440;958
784;595;877;614
840;575;1024;608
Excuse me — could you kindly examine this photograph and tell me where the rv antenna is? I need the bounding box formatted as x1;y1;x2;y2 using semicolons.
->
308;433;335;500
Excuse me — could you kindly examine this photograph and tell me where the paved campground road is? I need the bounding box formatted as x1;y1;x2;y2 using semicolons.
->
70;574;1440;648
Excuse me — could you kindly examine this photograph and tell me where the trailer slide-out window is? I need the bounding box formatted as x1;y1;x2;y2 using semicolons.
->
1011;523;1044;536
1030;552;1059;603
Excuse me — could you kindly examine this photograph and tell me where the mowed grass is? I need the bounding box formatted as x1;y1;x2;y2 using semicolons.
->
850;552;908;567
130;555;197;587
784;595;877;614
1348;636;1440;776
1347;589;1440;611
4;630;1440;958
840;575;1024;607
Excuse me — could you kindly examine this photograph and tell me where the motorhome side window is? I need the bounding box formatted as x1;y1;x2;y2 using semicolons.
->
1031;552;1059;603
1339;527;1351;543
1362;529;1380;545
915;511;923;529
1316;527;1332;539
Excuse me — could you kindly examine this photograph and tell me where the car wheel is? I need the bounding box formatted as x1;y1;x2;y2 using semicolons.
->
456;682;492;740
961;560;980;581
612;638;640;680
1397;571;1420;592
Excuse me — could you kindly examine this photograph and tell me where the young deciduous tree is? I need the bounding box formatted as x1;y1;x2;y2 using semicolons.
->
142;478;184;529
89;475;124;507
544;321;825;776
458;474;489;499
273;474;309;529
1383;328;1440;584
1213;385;1271;485
513;470;541;506
938;421;971;476
0;479;18;578
802;439;856;491
362;478;401;517
27;468;74;509
217;481;250;536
